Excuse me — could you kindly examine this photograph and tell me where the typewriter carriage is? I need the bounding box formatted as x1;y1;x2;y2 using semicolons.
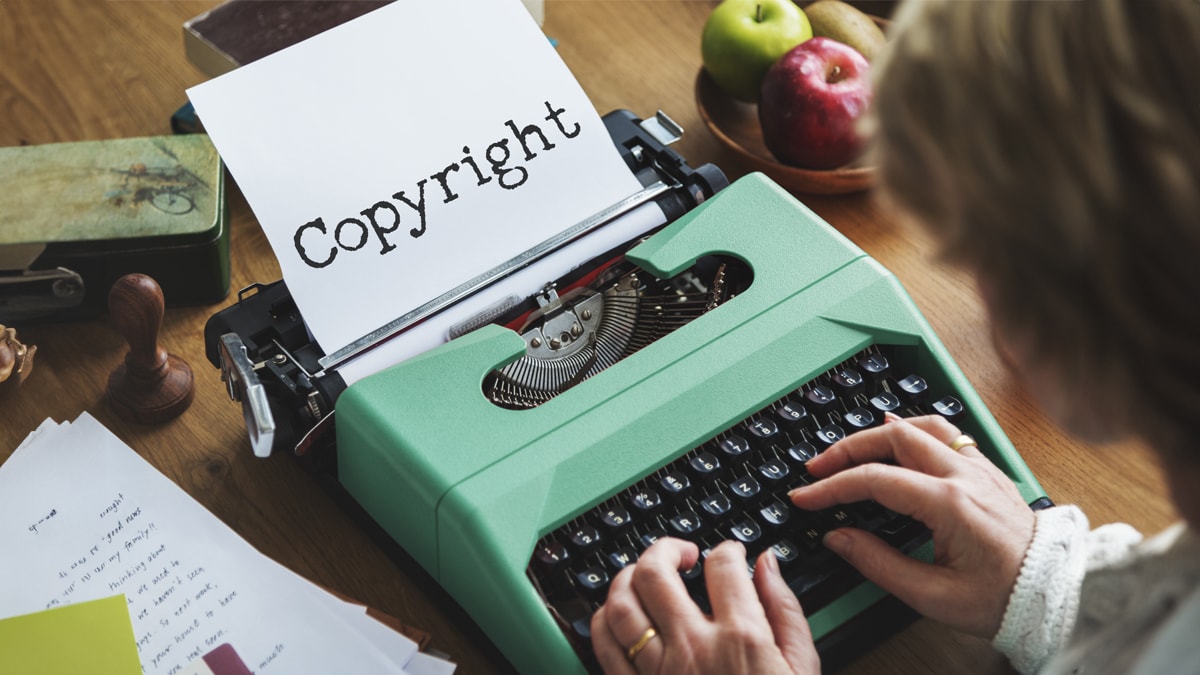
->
205;109;728;460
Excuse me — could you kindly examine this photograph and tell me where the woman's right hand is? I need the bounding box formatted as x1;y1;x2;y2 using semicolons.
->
789;413;1035;638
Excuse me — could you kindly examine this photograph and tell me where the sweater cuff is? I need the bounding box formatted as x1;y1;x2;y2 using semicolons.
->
992;505;1090;675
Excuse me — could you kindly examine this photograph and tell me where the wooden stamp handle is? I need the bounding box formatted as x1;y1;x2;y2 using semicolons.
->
106;273;193;424
109;273;167;375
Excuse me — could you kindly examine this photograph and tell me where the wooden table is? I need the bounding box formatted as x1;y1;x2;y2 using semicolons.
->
0;1;1178;673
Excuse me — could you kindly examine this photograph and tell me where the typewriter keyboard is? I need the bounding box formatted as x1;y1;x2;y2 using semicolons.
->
527;344;964;666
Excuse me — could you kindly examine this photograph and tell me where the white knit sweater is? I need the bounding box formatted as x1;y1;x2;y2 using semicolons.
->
992;506;1200;675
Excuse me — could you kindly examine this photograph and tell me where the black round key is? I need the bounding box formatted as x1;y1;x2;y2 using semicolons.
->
659;470;691;499
629;488;662;513
718;434;752;458
572;616;593;640
897;374;929;403
700;491;732;517
640;528;668;549
857;353;891;383
843;406;876;430
729;474;761;500
831;367;865;398
688;451;721;478
786;440;818;465
933;395;965;420
575;566;610;593
746;417;780;444
729;518;762;545
771;539;801;564
804;384;837;412
608;547;639;570
569;523;602;550
600;505;633;530
774;400;808;428
757;458;790;482
814;423;845;448
824;507;856;529
869;390;902;415
760;499;791;527
668;510;704;537
534;540;570;569
796;521;824;552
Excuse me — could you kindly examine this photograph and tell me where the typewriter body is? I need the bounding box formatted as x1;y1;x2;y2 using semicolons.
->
206;112;1049;674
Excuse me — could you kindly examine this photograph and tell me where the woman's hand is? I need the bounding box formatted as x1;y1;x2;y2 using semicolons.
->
591;538;820;675
790;413;1035;638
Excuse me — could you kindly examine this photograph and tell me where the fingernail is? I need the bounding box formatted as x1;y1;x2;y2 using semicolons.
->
824;529;850;554
716;539;745;555
760;549;780;576
883;411;901;423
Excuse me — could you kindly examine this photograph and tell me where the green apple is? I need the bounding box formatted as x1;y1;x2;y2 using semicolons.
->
701;0;813;102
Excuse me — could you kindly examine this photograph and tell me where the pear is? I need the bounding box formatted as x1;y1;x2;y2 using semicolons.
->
803;0;886;61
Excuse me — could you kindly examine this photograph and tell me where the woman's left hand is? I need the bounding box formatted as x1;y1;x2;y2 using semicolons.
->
590;537;821;675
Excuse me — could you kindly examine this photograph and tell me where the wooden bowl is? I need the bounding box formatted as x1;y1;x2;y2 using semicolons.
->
695;68;874;195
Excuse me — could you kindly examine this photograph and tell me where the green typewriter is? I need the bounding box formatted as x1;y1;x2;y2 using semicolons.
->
334;172;1051;674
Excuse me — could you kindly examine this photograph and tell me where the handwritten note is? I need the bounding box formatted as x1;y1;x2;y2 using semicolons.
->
0;415;445;674
187;0;644;355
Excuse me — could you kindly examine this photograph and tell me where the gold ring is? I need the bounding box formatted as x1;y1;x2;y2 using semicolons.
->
626;627;658;662
949;434;977;451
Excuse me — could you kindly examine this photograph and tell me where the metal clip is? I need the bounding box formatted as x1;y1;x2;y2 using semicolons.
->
638;110;684;146
218;333;276;458
0;267;85;322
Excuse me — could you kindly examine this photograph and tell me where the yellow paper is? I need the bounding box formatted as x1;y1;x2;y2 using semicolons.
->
0;595;141;675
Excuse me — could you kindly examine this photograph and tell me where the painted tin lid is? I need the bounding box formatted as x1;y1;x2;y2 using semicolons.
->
0;134;222;246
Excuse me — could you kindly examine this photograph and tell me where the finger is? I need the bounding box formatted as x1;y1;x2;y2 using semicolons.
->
821;527;959;621
602;565;657;650
806;417;963;479
596;570;668;672
789;462;945;522
890;413;962;444
703;540;764;624
591;604;641;675
900;415;989;459
630;538;705;637
873;410;993;461
755;549;819;673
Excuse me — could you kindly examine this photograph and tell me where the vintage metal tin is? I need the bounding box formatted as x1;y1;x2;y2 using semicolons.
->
0;134;230;322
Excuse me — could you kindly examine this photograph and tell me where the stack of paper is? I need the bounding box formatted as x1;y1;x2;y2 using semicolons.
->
0;414;454;675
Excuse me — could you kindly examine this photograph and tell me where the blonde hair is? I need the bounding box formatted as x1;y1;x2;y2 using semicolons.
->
869;0;1200;454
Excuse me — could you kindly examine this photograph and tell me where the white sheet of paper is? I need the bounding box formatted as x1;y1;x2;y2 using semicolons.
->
187;0;643;354
0;414;415;675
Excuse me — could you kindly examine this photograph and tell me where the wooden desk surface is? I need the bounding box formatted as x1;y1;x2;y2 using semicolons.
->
0;1;1178;673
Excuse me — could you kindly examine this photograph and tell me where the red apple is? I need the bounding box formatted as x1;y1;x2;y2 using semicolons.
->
758;37;872;170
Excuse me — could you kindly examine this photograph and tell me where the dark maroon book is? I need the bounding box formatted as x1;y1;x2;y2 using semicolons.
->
184;1;394;76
